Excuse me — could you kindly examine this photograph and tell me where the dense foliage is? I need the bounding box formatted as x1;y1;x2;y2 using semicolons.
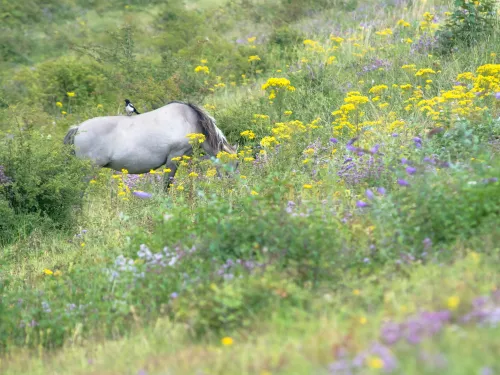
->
0;0;499;374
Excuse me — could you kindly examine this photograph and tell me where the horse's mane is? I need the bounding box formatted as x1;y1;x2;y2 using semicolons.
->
167;101;235;154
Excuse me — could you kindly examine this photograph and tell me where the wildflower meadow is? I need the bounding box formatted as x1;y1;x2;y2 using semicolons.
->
0;0;499;374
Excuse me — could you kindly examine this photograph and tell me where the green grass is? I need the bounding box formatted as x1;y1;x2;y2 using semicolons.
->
1;0;500;373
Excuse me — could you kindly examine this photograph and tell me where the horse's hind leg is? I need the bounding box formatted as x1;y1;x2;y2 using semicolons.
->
163;160;178;191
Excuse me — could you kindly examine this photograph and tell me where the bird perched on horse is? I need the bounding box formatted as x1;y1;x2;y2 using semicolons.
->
124;99;140;116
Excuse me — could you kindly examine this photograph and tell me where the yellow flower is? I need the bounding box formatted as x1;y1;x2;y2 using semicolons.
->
61;111;67;115
405;38;413;44
284;110;293;116
240;175;247;179
260;136;279;148
401;64;417;71
261;77;295;91
200;58;208;64
303;184;313;189
163;168;172;173
247;36;256;43
221;336;234;346
326;56;336;65
240;130;256;139
248;55;261;62
359;316;367;325
369;84;389;94
251;190;259;196
244;157;254;162
89;180;97;184
43;269;53;276
415;68;436;77
367;356;384;369
397;19;410;27
56;101;63;108
172;157;182;161
149;169;156;174
447;296;460;310
329;35;344;43
375;28;393;36
176;185;184;191
353;289;361;296
303;148;315;156
97;104;103;109
118;191;126;196
194;65;210;74
206;168;217;177
188;172;199;178
186;133;206;144
66;92;76;97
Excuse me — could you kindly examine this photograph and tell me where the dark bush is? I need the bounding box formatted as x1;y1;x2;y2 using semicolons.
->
0;121;91;244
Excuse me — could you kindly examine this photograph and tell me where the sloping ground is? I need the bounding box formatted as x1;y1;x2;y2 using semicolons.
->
1;0;499;374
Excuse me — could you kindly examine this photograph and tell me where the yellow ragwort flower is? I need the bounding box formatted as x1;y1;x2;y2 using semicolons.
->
248;55;261;62
447;296;460;310
367;356;384;369
194;65;210;74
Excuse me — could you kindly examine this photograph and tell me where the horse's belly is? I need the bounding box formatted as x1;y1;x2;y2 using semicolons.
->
110;148;167;174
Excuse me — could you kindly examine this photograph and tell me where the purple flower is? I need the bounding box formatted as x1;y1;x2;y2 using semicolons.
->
397;179;410;186
391;133;399;137
366;189;375;200
480;367;494;375
406;166;417;175
495;92;500;100
170;292;178;299
370;144;380;154
328;359;353;375
401;158;409;165
356;200;369;208
380;322;401;345
413;137;422;148
347;137;358;146
133;191;153;199
423;237;432;249
330;137;339;144
377;187;386;195
353;343;398;372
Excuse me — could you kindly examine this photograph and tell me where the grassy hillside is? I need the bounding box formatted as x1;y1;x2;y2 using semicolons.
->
1;0;499;374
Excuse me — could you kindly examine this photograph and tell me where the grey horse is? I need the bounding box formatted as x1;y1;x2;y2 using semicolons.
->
63;101;236;188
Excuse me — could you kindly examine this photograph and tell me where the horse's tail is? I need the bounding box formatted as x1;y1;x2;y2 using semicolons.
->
172;101;235;155
63;126;79;154
64;126;79;145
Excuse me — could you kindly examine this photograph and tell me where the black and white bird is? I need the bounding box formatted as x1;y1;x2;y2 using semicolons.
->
124;99;140;116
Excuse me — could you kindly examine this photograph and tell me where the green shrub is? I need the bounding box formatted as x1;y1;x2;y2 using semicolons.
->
0;116;92;244
435;0;498;55
5;57;107;112
373;158;500;257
